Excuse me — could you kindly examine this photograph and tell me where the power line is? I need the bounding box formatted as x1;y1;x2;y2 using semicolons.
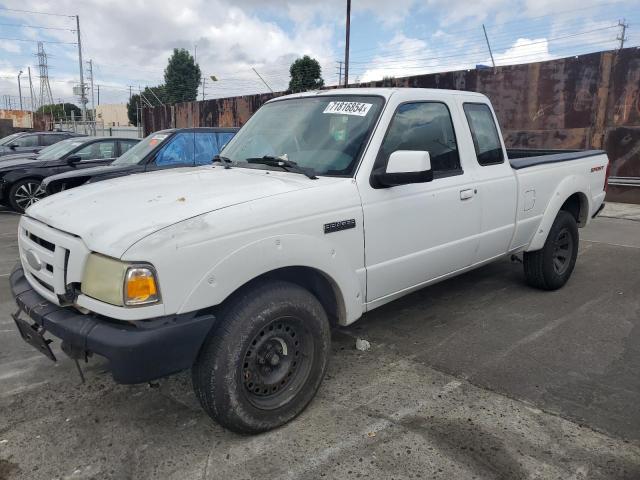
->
0;36;76;45
347;24;620;65
0;22;75;31
0;6;74;18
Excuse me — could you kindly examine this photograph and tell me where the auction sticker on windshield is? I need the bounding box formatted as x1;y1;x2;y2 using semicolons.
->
323;101;372;117
149;134;169;147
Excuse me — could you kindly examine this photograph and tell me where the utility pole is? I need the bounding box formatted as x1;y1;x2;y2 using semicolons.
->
76;15;87;121
128;85;133;101
202;77;205;101
96;84;99;105
617;18;628;49
86;59;95;122
17;71;23;110
344;0;351;87
336;61;343;87
251;67;274;93
27;67;35;112
482;24;496;70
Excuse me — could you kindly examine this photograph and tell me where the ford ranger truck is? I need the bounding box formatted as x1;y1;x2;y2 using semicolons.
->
10;88;609;434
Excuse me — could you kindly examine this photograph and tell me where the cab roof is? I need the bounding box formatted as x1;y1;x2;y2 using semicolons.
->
271;87;489;102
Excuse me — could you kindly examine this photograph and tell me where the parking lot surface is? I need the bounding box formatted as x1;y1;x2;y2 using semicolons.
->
1;207;639;480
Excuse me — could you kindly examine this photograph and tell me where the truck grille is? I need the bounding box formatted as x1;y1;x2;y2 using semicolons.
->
18;217;89;306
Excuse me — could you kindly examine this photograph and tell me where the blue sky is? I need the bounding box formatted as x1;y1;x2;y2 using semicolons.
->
0;0;638;108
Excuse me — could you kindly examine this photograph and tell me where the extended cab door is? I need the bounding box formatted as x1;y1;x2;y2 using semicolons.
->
460;102;517;262
360;100;481;304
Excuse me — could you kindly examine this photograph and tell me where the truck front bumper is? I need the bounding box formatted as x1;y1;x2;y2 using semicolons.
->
10;265;215;384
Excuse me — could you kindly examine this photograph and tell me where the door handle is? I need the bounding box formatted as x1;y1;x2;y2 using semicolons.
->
460;189;474;200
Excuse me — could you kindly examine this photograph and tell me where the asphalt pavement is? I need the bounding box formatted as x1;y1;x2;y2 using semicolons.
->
0;205;639;480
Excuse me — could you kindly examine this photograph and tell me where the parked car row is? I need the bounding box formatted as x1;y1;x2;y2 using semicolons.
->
0;127;238;212
0;131;85;157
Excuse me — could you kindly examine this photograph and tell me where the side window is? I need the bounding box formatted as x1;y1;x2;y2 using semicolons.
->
40;135;64;146
74;141;116;160
97;141;116;158
153;132;194;167
13;135;39;147
194;132;218;165
375;102;461;176
463;103;504;166
119;140;138;155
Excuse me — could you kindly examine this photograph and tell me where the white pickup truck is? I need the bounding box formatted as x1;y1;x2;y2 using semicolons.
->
11;88;609;433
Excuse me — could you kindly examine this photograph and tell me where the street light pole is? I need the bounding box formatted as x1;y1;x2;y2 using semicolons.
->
17;71;23;110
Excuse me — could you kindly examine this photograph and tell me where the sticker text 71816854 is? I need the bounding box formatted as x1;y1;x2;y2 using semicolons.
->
323;101;373;117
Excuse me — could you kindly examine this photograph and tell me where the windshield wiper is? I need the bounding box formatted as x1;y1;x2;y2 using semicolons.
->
245;156;318;179
212;154;233;169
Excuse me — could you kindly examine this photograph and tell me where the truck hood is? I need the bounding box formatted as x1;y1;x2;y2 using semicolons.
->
27;165;337;257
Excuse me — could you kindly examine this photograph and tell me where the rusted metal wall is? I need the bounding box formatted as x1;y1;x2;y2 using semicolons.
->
0;109;33;128
142;47;640;203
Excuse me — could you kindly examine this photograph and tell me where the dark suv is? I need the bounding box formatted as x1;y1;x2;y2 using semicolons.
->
0;131;85;157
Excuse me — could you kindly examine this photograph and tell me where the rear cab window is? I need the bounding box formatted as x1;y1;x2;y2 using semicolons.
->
463;103;504;166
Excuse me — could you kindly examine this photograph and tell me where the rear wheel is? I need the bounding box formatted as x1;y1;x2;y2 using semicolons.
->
192;280;331;433
523;210;578;290
8;178;46;213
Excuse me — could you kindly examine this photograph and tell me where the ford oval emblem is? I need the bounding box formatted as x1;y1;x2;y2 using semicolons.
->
25;250;42;271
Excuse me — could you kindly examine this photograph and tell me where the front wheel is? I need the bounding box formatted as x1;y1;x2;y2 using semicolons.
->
192;280;331;433
8;178;46;213
523;210;579;290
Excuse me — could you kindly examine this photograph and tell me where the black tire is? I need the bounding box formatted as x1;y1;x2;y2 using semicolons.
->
8;178;46;213
192;280;331;434
524;210;578;290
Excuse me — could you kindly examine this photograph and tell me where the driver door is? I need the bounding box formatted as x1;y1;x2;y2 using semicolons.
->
360;101;481;303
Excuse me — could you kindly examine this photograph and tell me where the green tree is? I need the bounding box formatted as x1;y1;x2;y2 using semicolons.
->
127;86;169;125
164;48;201;104
127;94;141;126
288;55;324;93
36;103;81;120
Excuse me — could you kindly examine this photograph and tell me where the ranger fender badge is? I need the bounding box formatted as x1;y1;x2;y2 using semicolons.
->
324;219;356;234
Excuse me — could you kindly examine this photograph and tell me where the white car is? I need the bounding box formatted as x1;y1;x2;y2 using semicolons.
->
11;88;609;433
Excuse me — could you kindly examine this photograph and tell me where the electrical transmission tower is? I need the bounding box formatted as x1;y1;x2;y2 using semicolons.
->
36;42;54;111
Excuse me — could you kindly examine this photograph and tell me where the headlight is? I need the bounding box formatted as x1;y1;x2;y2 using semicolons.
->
81;253;161;306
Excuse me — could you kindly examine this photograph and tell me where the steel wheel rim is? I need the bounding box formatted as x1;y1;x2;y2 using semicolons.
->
552;227;573;275
241;316;314;410
14;181;45;210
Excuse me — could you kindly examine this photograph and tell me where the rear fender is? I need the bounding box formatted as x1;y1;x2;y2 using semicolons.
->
526;175;591;252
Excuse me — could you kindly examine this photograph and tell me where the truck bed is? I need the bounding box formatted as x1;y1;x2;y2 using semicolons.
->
507;149;606;170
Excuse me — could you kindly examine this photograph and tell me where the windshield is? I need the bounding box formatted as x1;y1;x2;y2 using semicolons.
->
36;138;87;160
112;131;171;165
0;133;22;146
222;95;385;176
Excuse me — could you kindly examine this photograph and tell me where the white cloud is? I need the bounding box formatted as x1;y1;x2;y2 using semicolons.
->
0;40;21;53
493;37;554;66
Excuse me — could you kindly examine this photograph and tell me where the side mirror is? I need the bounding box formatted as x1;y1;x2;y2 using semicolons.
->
8;143;18;150
66;155;82;166
372;150;433;188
